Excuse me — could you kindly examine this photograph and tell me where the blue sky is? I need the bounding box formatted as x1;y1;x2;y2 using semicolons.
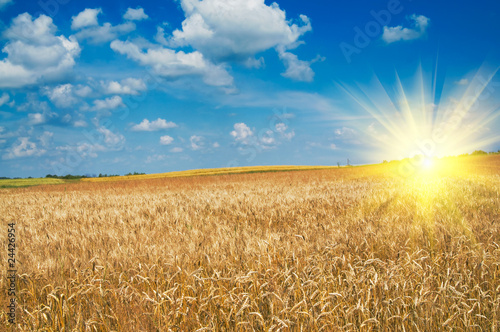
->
0;0;499;177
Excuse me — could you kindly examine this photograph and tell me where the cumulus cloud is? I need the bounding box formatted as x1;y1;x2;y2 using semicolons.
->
260;130;275;145
0;93;10;107
102;78;146;95
74;22;136;44
74;85;92;97
190;135;204;150
73;120;88;127
145;154;168;163
38;131;53;147
57;142;106;158
279;51;315;82
56;125;125;158
230;121;294;151
3;137;46;159
124;7;149;21
170;147;183;153
230;123;253;143
17;94;50;112
110;40;234;87
28;110;57;125
275;122;295;140
131;118;177;131
72;8;135;44
97;126;125;147
164;0;312;61
71;8;102;30
382;14;430;44
44;84;77;108
91;96;124;111
159;135;174;145
0;13;80;88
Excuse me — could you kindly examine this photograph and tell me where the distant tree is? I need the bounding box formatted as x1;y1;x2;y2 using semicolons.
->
471;150;487;156
383;160;388;163
337;162;340;168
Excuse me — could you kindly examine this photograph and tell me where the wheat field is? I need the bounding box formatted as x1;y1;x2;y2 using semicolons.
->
1;156;500;331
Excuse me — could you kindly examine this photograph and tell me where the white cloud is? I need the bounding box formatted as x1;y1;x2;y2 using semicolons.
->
145;154;167;163
0;13;80;88
131;118;178;131
0;0;13;10
165;0;312;61
57;142;106;158
160;135;174;145
230;123;253;144
92;96;124;110
28;110;57;125
74;85;92;97
38;131;53;147
244;56;265;69
124;7;149;21
0;93;10;107
3;137;46;160
275;123;295;140
102;78;146;95
73;120;88;127
455;78;469;85
212;142;220;148
382;14;430;44
71;8;135;43
45;84;77;108
74;22;136;44
190;135;204;150
278;51;319;82
330;143;338;150
170;147;183;153
97;126;125;147
110;40;234;87
335;127;357;138
260;130;275;145
282;131;295;140
275;123;287;133
71;8;102;30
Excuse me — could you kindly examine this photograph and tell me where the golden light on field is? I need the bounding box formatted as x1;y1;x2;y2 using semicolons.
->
422;157;434;170
1;155;500;330
337;63;500;163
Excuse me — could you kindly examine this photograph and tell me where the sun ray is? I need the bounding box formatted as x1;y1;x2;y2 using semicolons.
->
336;62;500;163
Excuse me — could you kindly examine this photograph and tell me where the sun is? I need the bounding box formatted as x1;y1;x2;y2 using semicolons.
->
336;62;500;170
422;157;434;170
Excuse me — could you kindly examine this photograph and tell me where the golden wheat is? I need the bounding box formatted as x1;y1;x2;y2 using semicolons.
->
1;156;499;331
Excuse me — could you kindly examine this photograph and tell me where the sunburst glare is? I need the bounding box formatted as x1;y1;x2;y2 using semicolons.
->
337;63;500;167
